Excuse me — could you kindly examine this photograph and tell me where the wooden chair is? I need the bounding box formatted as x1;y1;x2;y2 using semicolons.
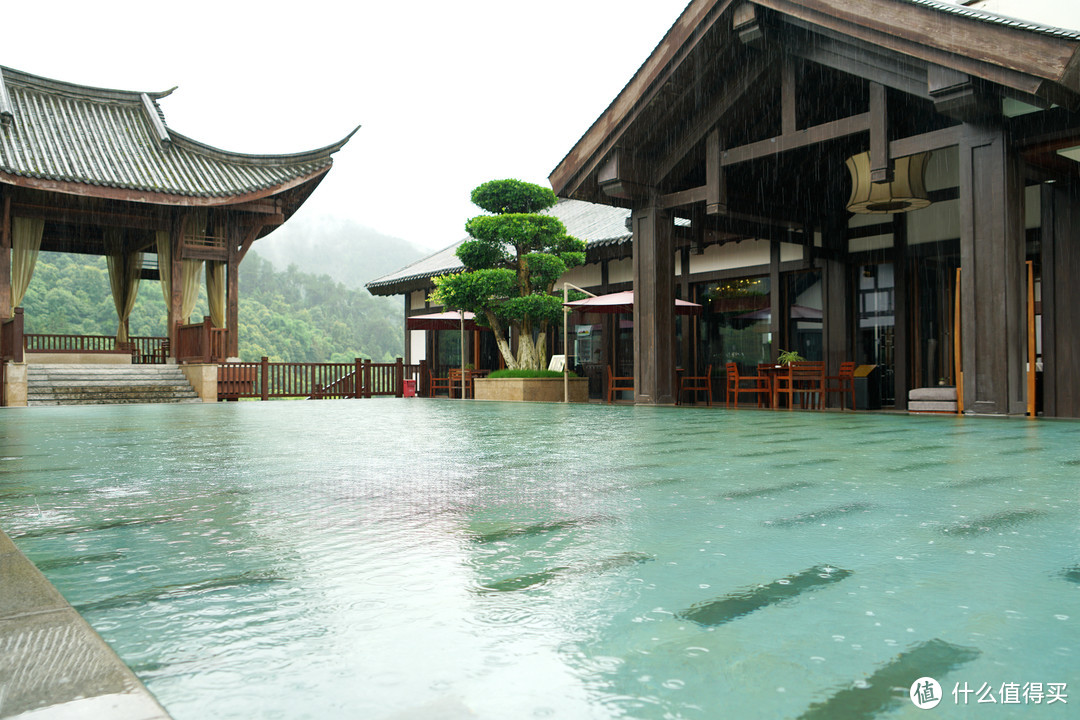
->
606;365;634;403
774;361;825;410
725;362;770;408
824;361;857;410
429;368;452;397
449;368;473;399
678;364;713;405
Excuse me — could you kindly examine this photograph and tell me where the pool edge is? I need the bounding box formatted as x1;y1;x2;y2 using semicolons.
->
0;528;173;720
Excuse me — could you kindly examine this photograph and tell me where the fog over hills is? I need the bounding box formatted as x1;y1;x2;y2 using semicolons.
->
250;216;429;289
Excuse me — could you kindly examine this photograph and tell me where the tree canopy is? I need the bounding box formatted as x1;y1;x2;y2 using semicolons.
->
432;179;585;370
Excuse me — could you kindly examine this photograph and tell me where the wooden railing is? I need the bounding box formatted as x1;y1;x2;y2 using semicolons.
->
217;358;425;400
175;317;229;364
2;308;24;364
22;331;169;363
1;308;24;406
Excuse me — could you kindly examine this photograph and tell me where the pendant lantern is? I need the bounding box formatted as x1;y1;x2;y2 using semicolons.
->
845;151;932;214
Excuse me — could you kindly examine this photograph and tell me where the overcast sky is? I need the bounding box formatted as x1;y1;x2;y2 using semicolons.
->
5;0;690;252
7;1;1079;256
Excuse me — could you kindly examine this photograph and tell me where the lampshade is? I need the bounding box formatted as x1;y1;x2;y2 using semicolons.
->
845;151;931;214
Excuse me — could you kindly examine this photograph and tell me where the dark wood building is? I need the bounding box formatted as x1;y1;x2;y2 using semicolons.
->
549;0;1080;416
0;66;355;361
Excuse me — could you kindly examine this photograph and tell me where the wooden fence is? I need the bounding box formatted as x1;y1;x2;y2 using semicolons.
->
175;317;228;364
22;332;169;363
218;358;426;400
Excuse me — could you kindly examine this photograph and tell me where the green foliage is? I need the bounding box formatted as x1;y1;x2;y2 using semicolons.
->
455;239;508;271
431;179;585;370
20;252;403;364
487;369;576;379
471;179;557;215
777;349;805;365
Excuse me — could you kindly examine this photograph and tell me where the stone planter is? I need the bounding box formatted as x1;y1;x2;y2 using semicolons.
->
473;377;589;403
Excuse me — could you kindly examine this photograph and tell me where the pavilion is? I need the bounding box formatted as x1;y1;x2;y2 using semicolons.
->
549;0;1080;416
0;65;355;375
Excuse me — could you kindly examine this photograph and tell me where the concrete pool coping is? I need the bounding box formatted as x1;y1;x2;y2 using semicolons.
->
0;529;172;720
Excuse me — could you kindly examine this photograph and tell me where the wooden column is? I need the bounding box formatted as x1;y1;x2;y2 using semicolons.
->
226;222;240;358
892;214;909;410
1040;180;1080;417
403;296;412;365
679;245;693;373
821;218;851;398
769;240;782;358
957;123;1026;414
0;192;11;318
167;214;184;350
631;201;676;404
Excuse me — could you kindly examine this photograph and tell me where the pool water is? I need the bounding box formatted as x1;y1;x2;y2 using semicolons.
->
1;400;1077;719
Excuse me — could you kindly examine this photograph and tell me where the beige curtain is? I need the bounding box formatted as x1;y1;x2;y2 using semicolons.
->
157;221;205;325
11;217;44;314
206;261;226;328
180;212;206;324
155;230;172;307
104;230;142;343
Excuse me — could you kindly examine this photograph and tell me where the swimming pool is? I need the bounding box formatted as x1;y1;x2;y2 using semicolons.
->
1;400;1076;718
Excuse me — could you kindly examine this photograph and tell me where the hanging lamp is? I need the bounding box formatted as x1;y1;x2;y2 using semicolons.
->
845;151;932;214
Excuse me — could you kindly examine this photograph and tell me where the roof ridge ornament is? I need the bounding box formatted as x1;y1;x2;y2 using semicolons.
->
0;68;14;127
140;92;171;147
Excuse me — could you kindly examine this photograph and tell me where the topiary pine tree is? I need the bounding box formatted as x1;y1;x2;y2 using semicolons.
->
431;179;585;370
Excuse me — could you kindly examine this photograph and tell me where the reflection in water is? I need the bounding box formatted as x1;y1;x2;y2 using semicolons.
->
0;401;1077;720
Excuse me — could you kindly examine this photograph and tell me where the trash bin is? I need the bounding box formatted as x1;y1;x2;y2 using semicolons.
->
403;379;417;398
853;364;881;410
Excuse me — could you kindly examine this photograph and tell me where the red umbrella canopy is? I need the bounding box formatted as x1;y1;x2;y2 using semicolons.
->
563;290;702;315
405;310;482;331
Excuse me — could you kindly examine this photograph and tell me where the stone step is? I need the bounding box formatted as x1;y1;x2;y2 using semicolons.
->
26;363;201;406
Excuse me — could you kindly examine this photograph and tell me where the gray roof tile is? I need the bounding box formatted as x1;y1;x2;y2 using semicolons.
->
366;199;632;293
0;66;355;199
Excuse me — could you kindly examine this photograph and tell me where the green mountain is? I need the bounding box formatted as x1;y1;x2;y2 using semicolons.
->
248;216;426;288
20;252;404;363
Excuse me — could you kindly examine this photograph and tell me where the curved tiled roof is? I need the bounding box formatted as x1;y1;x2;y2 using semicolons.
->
0;66;356;202
366;199;632;294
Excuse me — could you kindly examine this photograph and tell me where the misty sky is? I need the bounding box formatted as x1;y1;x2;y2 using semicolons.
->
6;1;1078;255
5;0;689;251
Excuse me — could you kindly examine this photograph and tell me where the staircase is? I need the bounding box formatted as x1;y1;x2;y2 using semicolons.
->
27;364;202;406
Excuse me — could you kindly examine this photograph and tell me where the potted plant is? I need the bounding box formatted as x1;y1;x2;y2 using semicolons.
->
777;349;805;366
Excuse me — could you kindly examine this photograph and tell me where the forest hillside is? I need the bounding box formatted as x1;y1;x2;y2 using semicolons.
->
21;251;407;363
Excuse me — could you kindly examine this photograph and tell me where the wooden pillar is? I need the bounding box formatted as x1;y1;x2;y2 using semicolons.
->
679;245;692;373
403;297;412;365
226;223;240;359
167;214;184;350
0;192;11;318
769;240;782;358
822;219;851;399
631;201;676;404
1040;180;1080;417
957;123;1026;414
892;214;909;410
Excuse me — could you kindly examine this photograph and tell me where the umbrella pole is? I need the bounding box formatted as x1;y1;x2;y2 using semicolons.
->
460;313;465;400
564;285;568;403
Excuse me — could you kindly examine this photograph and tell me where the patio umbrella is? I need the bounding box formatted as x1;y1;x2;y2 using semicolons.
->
562;290;702;315
405;310;481;332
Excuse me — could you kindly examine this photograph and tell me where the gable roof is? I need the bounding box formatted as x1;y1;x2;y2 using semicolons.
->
0;66;357;205
550;0;1080;201
366;199;632;296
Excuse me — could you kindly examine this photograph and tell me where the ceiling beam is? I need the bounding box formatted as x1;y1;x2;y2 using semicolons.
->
721;112;870;166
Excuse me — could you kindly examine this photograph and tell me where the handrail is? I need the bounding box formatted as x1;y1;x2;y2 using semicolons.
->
217;358;421;401
22;332;168;363
1;308;24;364
175;317;228;364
